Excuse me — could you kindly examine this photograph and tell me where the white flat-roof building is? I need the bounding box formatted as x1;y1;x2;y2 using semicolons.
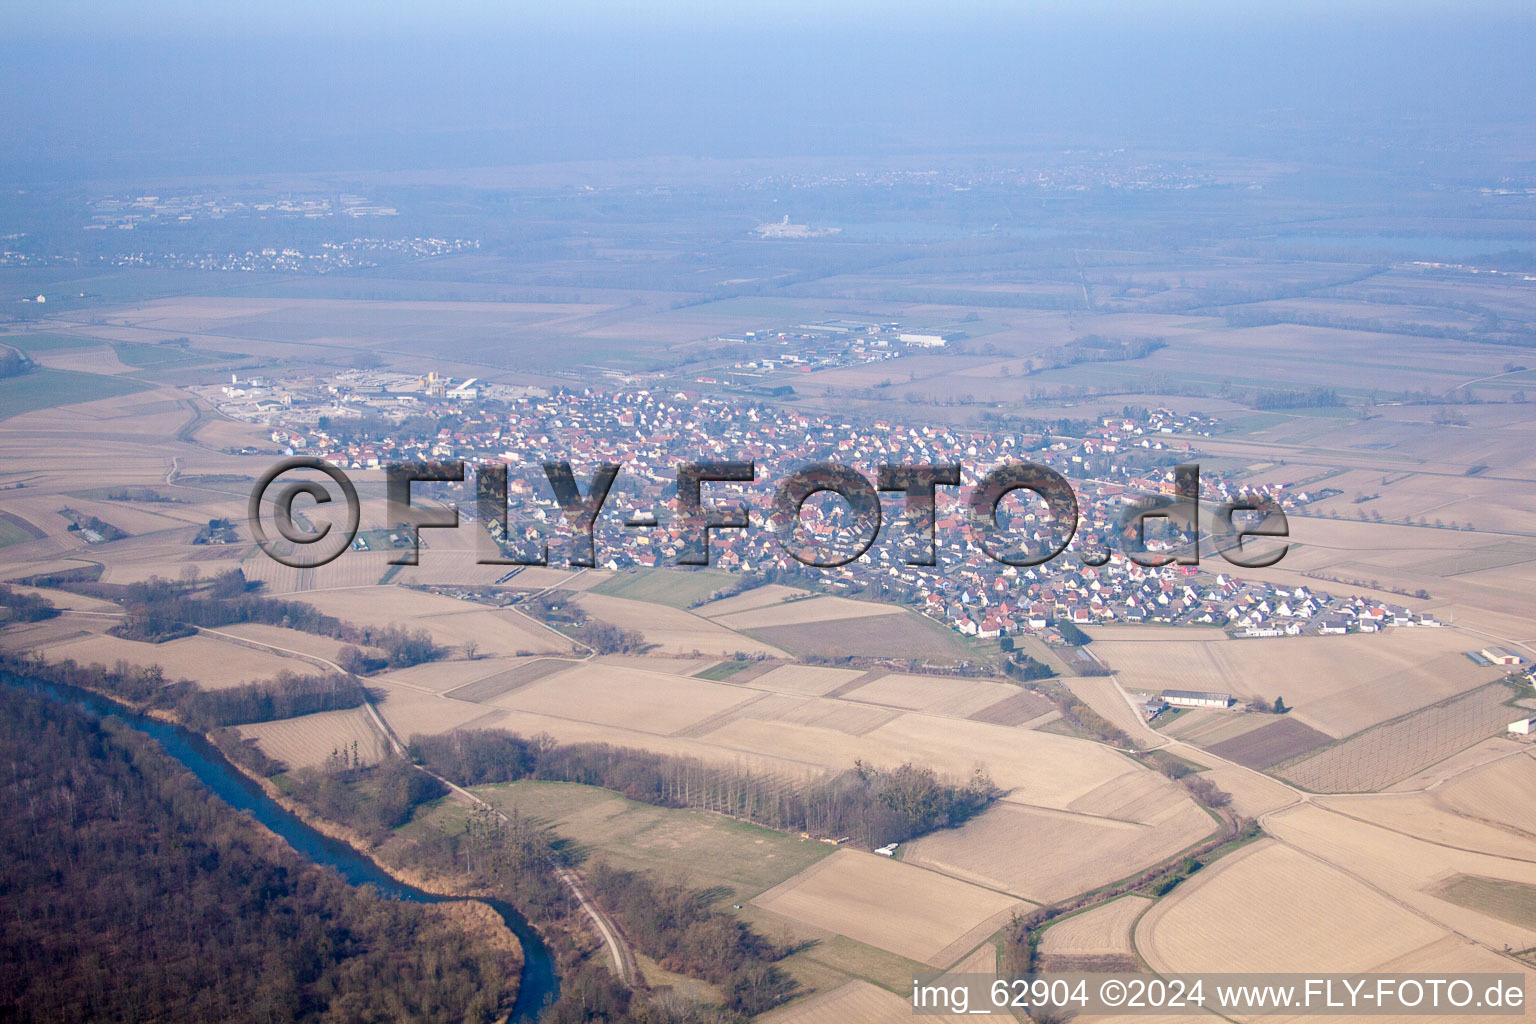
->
1510;717;1534;736
899;332;955;347
1162;689;1233;709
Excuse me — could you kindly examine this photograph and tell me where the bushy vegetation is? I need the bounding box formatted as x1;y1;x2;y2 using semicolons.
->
289;755;447;840
0;584;59;623
77;571;443;669
1004;651;1057;680
173;671;366;729
413;729;999;848
0;651;362;730
0;347;30;379
0;686;518;1023
586;864;796;1014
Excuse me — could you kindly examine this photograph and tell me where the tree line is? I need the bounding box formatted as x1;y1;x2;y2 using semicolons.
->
412;729;999;849
0;585;59;624
0;651;363;736
76;570;443;669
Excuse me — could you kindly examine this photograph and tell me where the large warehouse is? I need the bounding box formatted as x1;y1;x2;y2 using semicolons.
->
1161;689;1234;709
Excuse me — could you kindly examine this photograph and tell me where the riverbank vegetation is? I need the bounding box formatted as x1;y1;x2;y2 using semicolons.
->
0;685;519;1023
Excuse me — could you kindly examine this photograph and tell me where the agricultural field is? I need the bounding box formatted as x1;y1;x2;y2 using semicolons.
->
297;586;566;657
0;512;46;549
0;368;151;420
740;608;977;662
840;672;1020;717
39;630;312;688
370;677;505;736
736;664;865;696
1263;803;1536;951
239;707;388;769
1278;682;1523;792
1038;895;1151;962
691;583;810;618
466;780;832;902
762;980;971;1024
571;592;785;658
442;658;577;702
489;662;758;735
1136;840;1449;974
1095;629;1501;740
1432;876;1536;931
752;849;1023;966
1203;716;1334;769
709;595;905;631
904;782;1216;903
587;568;737;608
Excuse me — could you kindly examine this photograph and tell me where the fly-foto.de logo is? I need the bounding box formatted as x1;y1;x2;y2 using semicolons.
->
248;458;1289;572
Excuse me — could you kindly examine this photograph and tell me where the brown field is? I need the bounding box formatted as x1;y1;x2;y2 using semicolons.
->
1382;735;1526;792
1315;790;1536;863
691;584;810;618
1094;630;1500;739
1204;716;1334;769
1066;675;1162;743
213;622;360;665
1039;896;1152;957
724;693;902;738
1188;761;1300;818
840;673;1018;717
752;849;1022;966
297;586;565;657
905;788;1215;903
711;595;904;631
572;593;785;657
1136;840;1449;974
239;707;388;769
741;664;867;696
967;690;1058;727
491;662;757;735
1434;749;1536;834
743;610;975;662
707;712;1159;810
41;631;310;688
761;980;970;1024
443;658;578;702
1278;683;1521;792
1264;803;1536;950
596;654;721;675
366;658;531;695
370;679;505;737
1160;708;1270;745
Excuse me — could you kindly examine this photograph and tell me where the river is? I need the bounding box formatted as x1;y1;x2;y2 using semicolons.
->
1;673;559;1021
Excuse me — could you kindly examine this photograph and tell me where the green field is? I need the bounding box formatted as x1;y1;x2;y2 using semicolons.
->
1;333;104;353
695;660;751;681
465;780;832;904
0;368;151;420
0;512;45;548
110;342;225;370
1434;874;1536;930
589;568;737;608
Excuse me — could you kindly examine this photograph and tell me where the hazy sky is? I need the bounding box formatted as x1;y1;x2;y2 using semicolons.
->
3;2;1533;181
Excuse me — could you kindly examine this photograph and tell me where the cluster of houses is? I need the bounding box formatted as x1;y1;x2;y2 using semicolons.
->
210;373;1417;644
